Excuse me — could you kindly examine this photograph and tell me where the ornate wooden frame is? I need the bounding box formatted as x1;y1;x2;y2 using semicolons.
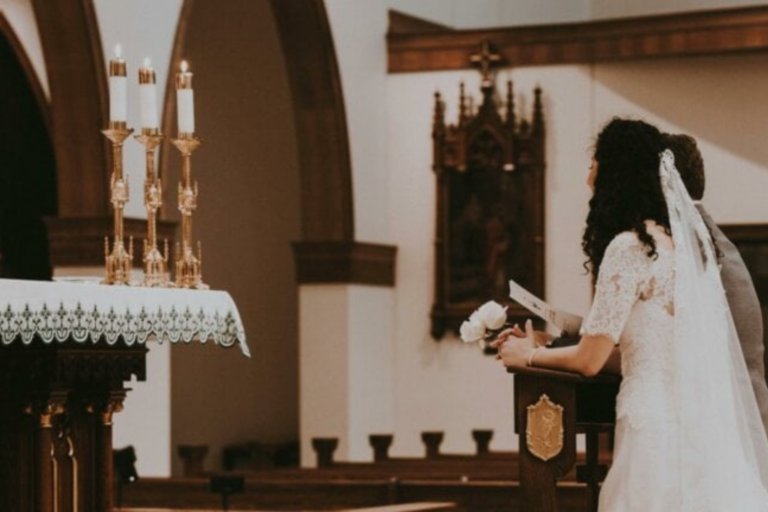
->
431;65;545;339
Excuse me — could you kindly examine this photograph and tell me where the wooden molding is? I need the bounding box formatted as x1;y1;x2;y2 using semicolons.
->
31;0;110;217
388;6;768;73
292;241;396;286
270;0;355;242
45;217;177;268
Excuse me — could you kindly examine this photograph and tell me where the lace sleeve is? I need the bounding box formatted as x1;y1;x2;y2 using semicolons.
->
581;232;651;344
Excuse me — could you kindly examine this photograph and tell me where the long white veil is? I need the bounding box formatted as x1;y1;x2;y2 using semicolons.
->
660;149;768;509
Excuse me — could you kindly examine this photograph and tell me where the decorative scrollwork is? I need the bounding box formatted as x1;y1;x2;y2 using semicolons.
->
0;302;245;349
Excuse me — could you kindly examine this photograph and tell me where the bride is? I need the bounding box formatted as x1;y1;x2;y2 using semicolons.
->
493;118;768;511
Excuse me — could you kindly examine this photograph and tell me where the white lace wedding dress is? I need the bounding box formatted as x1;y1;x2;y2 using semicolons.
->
582;226;768;511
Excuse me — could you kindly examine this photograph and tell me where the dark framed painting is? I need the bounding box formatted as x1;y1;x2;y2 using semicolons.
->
431;78;546;339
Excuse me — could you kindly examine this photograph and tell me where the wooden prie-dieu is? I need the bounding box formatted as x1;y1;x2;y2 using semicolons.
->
0;339;146;512
511;366;620;512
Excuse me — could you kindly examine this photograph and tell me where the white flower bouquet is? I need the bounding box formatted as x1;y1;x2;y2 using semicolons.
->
459;300;511;345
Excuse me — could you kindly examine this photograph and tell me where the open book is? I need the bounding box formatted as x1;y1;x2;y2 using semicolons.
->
509;279;583;336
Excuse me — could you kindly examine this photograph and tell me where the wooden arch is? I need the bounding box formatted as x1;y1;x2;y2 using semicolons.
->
270;0;395;285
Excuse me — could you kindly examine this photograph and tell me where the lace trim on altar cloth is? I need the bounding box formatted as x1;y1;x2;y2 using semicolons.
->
0;302;249;357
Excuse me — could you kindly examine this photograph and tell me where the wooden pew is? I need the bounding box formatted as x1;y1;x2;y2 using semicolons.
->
122;504;458;512
121;476;590;511
181;428;610;484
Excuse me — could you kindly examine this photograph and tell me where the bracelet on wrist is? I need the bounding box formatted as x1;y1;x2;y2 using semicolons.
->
527;346;543;367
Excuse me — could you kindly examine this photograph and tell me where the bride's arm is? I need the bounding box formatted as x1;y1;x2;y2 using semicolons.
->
495;232;646;376
494;322;615;377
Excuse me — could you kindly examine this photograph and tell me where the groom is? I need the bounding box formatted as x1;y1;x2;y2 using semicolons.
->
665;133;768;437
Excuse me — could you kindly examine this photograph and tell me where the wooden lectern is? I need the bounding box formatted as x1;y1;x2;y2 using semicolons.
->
511;366;620;512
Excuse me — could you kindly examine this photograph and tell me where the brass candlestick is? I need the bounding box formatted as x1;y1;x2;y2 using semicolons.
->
135;129;172;287
102;121;135;285
171;134;208;290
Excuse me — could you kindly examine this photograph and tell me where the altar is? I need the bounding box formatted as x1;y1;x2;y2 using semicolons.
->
0;278;248;512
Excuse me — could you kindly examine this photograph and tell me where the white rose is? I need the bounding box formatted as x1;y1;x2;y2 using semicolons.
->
475;301;508;330
460;315;486;343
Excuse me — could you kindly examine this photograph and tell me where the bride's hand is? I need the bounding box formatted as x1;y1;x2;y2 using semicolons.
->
494;319;537;367
489;322;553;348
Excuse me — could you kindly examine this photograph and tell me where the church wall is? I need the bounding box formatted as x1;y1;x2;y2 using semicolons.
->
385;67;594;456
0;0;48;97
321;0;597;459
319;0;768;461
168;0;301;475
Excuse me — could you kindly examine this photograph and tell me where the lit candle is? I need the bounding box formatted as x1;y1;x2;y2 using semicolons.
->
176;60;195;134
108;44;127;123
138;57;158;131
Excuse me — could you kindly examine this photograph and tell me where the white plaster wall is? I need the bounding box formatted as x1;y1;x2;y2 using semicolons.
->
347;285;395;460
300;285;351;467
0;0;48;97
591;0;768;19
386;0;591;28
93;0;184;219
114;342;172;477
300;285;395;467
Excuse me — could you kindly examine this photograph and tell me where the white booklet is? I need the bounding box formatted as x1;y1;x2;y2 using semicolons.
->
508;279;583;336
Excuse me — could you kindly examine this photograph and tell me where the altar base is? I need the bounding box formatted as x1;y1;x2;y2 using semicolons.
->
0;340;147;512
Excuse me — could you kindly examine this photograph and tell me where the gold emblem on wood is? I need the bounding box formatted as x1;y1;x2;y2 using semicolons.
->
526;394;564;462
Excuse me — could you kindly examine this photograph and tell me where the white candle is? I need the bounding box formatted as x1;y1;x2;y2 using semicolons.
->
176;60;195;134
138;57;158;130
108;44;127;122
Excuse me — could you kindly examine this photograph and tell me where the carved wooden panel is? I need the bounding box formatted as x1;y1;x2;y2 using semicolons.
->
431;74;545;339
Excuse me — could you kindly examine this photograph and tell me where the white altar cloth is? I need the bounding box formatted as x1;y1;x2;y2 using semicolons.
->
0;279;249;357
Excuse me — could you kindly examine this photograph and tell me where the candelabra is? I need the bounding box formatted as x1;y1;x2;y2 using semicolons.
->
102;121;135;285
171;134;208;289
135;129;172;287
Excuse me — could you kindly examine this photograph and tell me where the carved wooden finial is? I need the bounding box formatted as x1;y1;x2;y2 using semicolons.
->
459;82;467;124
469;40;503;88
433;91;445;135
505;80;515;127
532;86;544;135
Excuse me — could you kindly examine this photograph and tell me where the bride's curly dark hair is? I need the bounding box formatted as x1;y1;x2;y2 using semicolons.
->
583;118;670;278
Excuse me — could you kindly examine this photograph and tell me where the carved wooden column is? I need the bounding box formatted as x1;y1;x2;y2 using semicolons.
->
88;391;126;512
27;395;67;512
